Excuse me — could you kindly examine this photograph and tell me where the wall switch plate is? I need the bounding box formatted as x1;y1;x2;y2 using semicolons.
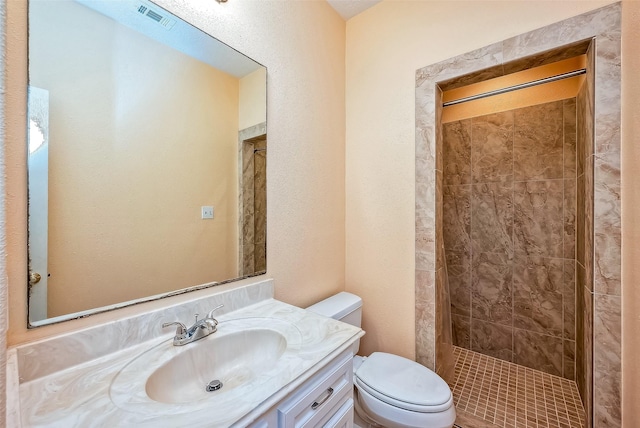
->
201;206;214;219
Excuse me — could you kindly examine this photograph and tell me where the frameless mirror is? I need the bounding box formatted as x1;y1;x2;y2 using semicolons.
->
27;0;267;326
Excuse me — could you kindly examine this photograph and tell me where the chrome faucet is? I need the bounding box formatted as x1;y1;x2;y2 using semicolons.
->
162;304;224;346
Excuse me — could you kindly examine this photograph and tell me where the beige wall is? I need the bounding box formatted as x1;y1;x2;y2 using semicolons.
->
621;0;640;425
30;1;240;317
239;67;267;130
345;1;616;360
0;0;6;423
6;0;345;344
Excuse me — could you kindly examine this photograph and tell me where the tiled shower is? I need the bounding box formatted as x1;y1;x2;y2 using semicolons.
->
443;99;578;380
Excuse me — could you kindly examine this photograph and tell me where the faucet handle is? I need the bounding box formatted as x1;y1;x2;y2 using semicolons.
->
162;321;187;336
206;304;224;319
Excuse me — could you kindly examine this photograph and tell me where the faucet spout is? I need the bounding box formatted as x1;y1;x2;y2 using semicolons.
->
162;304;224;346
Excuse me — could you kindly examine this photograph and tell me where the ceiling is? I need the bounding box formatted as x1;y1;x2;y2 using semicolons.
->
326;0;382;20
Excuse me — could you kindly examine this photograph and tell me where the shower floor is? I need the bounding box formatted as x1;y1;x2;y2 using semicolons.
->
450;346;586;428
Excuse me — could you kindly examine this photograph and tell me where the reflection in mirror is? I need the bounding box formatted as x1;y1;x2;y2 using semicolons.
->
27;0;267;326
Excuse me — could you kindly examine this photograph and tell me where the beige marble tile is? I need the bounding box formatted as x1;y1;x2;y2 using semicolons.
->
470;319;513;362
594;294;621;426
563;98;577;178
443;121;471;185
512;255;563;337
513;101;564;181
564;339;576;381
451;314;470;349
513;180;564;258
471;111;514;184
564;260;576;341
564;178;577;259
443;185;471;253
446;250;471;317
471;252;512;326
513;329;563;377
471;182;513;255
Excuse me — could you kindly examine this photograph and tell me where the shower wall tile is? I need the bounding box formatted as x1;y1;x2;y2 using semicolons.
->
443;185;471;253
584;155;594;293
443;121;472;185
471;111;514;183
471;182;513;255
513;101;564;181
512;255;563;337
582;287;594;424
564;178;576;259
563;98;577;177
471;252;512;326
415;269;436;369
594;31;622;156
513;180;564;258
446;251;471;317
576;174;585;267
593;151;621;296
594;294;621;426
564;339;576;381
513;329;563;377
564;260;576;341
452;314;471;348
471;319;513;362
436;267;455;384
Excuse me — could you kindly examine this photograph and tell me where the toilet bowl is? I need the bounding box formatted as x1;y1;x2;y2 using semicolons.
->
306;292;456;428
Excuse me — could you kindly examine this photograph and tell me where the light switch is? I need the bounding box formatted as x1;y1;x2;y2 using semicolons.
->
201;206;214;219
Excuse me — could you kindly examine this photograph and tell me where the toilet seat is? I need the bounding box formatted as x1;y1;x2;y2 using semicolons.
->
354;352;453;413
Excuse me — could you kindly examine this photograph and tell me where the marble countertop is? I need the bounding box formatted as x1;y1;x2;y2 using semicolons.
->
15;298;363;427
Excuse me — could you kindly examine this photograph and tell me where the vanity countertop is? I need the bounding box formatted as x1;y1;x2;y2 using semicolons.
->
14;298;363;428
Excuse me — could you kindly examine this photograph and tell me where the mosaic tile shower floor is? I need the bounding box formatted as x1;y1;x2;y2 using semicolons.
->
451;347;586;428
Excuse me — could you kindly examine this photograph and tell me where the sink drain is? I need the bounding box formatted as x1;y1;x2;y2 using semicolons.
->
206;379;223;392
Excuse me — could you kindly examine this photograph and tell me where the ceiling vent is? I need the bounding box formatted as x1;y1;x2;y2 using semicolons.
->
136;3;176;30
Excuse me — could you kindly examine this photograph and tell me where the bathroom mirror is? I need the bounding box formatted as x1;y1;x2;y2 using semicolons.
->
27;0;267;326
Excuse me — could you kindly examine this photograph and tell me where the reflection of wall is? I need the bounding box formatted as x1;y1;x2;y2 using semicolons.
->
239;68;267;130
443;99;577;379
29;1;240;317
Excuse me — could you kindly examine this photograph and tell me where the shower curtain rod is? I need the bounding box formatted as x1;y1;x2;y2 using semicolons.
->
442;68;587;107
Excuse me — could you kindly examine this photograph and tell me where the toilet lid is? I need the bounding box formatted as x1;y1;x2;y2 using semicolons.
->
355;352;452;412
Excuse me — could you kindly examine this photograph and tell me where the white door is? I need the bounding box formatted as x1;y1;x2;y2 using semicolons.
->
27;86;49;323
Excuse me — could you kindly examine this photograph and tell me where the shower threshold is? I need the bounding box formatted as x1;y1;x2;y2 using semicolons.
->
450;346;586;428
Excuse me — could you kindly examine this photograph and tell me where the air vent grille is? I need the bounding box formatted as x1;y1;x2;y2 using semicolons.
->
135;3;176;30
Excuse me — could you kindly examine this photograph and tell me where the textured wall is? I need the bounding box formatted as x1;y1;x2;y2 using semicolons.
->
6;0;346;344
444;100;578;379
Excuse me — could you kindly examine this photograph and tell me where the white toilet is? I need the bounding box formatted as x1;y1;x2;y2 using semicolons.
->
306;292;456;428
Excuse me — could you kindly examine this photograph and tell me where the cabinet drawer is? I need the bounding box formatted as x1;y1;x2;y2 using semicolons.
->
323;398;353;428
278;351;353;428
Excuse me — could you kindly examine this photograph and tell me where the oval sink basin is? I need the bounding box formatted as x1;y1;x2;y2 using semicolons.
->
110;317;303;415
146;328;286;404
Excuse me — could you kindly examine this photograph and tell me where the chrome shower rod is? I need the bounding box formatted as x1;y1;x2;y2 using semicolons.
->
442;68;587;107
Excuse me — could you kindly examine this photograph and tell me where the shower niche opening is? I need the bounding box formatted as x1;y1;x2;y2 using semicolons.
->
437;39;596;428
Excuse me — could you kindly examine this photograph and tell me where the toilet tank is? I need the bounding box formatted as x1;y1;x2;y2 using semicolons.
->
306;292;362;328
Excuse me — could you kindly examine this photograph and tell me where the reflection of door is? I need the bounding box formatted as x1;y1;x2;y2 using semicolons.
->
27;86;49;322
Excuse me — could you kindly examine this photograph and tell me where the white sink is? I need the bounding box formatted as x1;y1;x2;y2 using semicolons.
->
146;328;287;404
110;317;303;415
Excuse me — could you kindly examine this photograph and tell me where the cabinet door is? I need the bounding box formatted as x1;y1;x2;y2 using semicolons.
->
278;351;353;428
322;398;353;428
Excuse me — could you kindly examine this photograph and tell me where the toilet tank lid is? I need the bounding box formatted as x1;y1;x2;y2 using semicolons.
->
306;292;362;320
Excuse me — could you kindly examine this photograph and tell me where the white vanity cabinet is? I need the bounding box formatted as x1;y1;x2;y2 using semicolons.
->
246;349;355;428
